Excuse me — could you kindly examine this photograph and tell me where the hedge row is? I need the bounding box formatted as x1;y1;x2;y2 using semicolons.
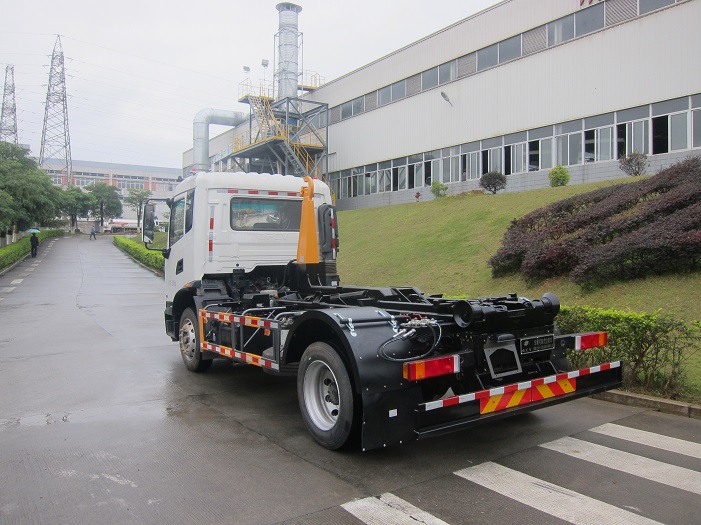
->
557;305;701;398
113;235;165;274
489;157;701;287
0;229;65;270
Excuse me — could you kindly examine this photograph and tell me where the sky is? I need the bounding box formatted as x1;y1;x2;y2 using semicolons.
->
1;0;503;169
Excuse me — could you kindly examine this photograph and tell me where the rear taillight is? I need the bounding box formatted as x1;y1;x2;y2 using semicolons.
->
403;355;460;381
575;332;608;350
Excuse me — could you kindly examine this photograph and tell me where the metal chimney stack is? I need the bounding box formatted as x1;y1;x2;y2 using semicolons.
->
275;2;302;101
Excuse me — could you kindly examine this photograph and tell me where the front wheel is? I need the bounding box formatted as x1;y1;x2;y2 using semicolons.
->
179;308;212;373
297;342;358;449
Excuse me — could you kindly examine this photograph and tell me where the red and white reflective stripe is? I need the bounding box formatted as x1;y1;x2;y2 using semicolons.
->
199;310;280;330
422;361;621;412
201;341;279;370
217;189;299;197
230;315;279;329
208;205;215;262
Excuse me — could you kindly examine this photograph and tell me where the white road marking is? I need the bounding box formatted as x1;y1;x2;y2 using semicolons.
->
342;492;449;525
540;437;701;495
10;279;23;284
590;423;701;459
455;462;663;525
0;287;16;293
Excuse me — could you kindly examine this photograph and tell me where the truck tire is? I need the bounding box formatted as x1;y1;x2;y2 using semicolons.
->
179;308;212;373
298;342;357;450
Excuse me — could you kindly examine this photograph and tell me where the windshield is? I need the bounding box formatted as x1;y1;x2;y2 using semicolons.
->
230;198;302;231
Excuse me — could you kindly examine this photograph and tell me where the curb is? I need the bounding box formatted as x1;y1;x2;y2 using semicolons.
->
593;389;701;420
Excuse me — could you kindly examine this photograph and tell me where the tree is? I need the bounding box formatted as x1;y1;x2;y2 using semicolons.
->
548;166;570;187
430;181;448;198
0;141;63;232
61;186;95;231
86;182;123;227
479;171;507;194
619;152;649;177
123;187;152;228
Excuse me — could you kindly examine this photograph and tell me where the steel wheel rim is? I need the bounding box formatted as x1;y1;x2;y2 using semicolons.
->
303;360;340;431
180;318;196;363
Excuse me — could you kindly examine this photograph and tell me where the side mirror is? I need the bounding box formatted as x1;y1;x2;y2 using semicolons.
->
142;203;156;245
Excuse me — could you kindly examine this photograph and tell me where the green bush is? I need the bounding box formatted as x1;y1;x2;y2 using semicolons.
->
479;171;507;194
619;152;649;177
430;181;448;198
557;305;700;399
113;235;164;274
548;165;570;187
0;229;65;270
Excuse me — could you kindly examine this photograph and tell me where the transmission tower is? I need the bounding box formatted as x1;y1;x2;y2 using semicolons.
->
0;65;18;144
40;35;72;183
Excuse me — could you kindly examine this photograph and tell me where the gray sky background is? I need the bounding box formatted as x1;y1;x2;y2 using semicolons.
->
1;0;502;169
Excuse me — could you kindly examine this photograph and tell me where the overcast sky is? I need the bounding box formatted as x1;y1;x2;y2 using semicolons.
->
1;0;502;169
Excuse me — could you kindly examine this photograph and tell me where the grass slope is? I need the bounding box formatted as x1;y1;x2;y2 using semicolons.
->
337;178;701;400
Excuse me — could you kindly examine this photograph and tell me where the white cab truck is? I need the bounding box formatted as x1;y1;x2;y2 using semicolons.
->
142;171;622;451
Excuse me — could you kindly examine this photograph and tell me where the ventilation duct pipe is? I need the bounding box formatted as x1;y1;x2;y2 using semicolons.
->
193;108;246;172
276;2;302;101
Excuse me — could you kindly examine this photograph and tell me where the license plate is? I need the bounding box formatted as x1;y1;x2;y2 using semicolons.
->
520;334;554;354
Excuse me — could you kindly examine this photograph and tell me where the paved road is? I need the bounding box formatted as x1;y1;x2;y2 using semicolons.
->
1;235;700;525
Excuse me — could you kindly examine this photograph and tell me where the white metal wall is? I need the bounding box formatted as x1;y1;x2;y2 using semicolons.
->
308;0;579;107
321;0;699;172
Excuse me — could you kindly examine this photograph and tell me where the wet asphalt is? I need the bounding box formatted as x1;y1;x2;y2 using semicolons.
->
1;234;699;525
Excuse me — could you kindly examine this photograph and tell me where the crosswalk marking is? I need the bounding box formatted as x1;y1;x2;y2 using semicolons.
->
540;436;701;495
10;279;23;284
454;462;663;525
0;287;15;293
342;493;449;525
590;423;701;459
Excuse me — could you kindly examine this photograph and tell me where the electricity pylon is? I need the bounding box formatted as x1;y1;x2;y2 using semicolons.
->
40;35;72;184
0;65;18;144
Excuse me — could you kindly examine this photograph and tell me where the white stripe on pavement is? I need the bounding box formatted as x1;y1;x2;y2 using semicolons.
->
590;423;701;459
342;493;449;525
540;437;701;495
455;462;663;525
0;287;15;293
10;279;23;284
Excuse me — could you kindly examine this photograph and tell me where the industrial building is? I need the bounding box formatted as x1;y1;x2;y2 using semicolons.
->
43;158;181;220
186;0;701;210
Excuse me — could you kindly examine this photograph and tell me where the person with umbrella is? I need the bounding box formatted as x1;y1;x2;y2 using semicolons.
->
27;228;40;258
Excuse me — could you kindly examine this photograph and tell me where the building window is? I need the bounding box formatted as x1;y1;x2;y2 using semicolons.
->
670;112;688;151
597;126;614;161
481;147;502;173
541;138;554;170
421;67;439;90
617;119;650;157
639;0;676;16
378;85;391;106
341;97;364;119
465;152;480;179
477;44;498;71
508;142;527;174
693;110;701;148
556;132;582;166
547;14;574;46
438;61;456;85
391;80;406;101
575;4;604;37
499;35;521;63
652;112;688;154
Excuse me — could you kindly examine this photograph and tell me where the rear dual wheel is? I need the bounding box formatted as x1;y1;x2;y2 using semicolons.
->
298;342;358;450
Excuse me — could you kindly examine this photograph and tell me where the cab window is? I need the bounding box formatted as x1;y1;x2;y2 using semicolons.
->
170;190;194;245
230;198;302;231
